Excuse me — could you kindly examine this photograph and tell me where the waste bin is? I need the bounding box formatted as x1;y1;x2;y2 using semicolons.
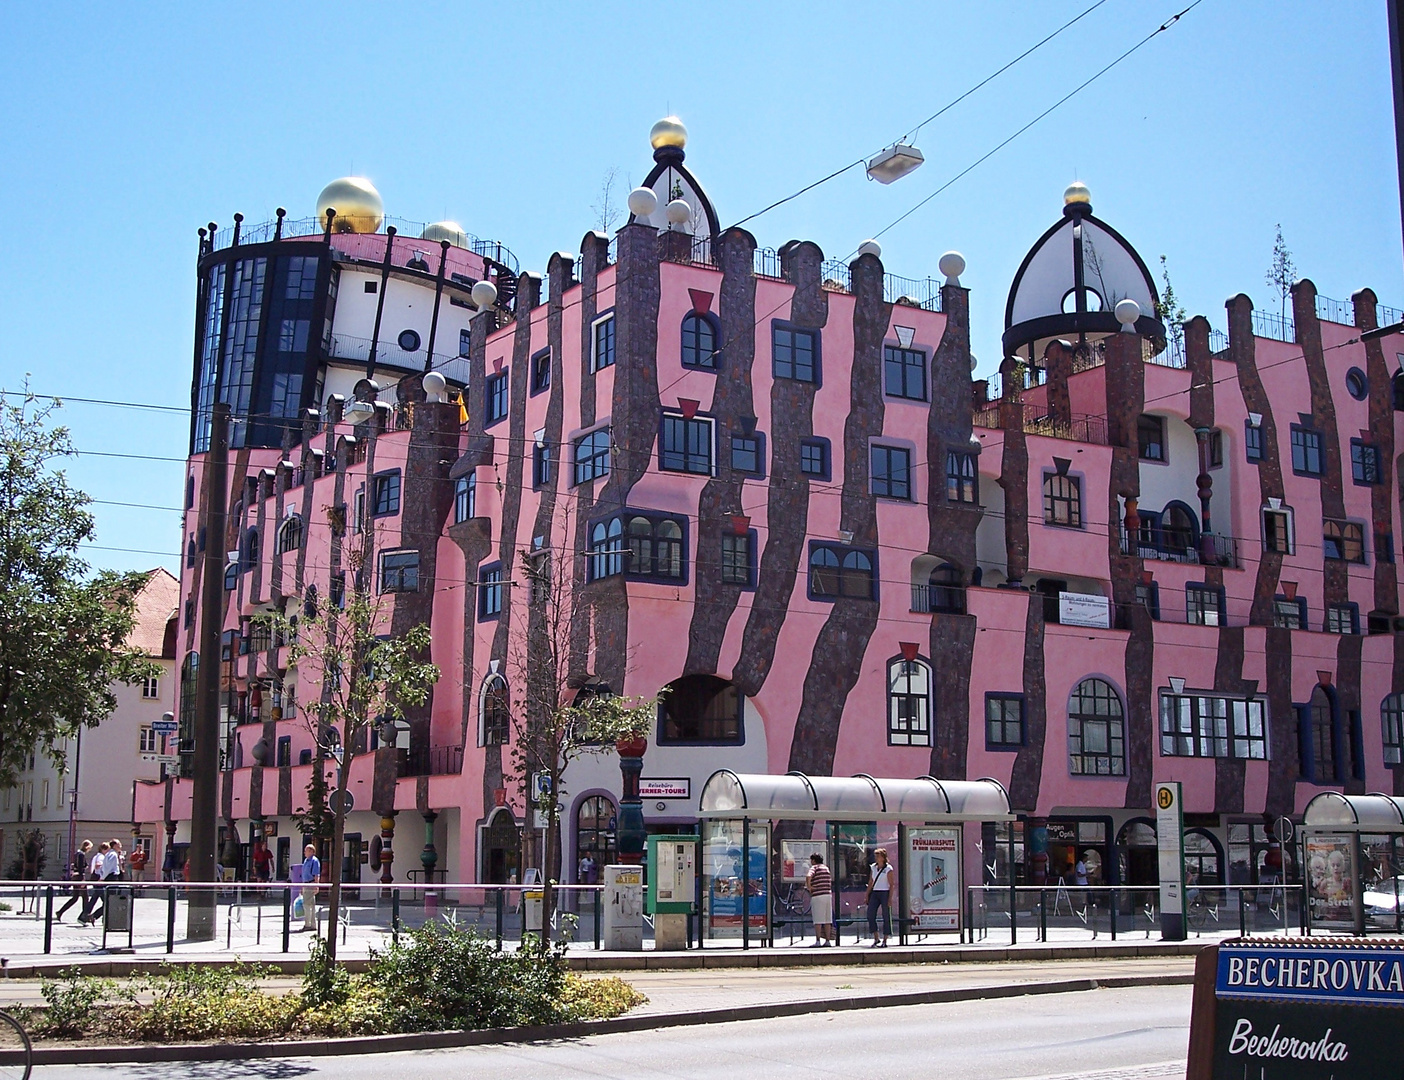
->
103;886;133;933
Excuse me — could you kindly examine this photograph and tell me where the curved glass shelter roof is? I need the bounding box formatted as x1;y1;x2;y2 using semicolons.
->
698;770;1013;823
1303;791;1404;832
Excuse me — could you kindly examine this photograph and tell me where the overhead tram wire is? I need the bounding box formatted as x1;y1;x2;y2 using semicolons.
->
727;0;1114;232
867;0;1204;245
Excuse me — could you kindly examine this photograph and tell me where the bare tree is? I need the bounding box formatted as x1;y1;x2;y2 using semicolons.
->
1265;223;1297;321
506;523;655;948
261;524;439;965
591;166;624;234
1157;254;1187;358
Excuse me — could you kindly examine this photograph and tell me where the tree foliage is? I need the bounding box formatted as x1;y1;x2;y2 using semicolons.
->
0;395;157;787
260;532;439;964
1156;254;1187;357
508;533;656;945
1265;223;1297;321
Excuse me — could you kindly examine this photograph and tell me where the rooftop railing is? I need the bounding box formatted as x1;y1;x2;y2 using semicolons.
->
972;402;1109;445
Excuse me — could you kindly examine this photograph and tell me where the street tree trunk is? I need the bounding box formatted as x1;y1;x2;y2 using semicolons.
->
325;755;352;963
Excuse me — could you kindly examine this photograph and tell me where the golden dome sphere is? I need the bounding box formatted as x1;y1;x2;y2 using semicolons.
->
1063;181;1091;206
650;116;687;150
315;177;384;234
421;221;469;247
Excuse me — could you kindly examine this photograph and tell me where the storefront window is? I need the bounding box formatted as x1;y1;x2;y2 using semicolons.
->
575;795;616;882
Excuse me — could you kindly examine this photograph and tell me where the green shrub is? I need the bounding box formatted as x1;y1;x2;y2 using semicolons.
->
126;961;299;1042
34;970;124;1037
301;937;350;1008
558;975;647;1021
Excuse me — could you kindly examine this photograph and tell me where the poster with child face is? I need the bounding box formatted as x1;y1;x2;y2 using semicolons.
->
1305;834;1356;929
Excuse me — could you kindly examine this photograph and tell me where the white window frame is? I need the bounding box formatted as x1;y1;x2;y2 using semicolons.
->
591;313;616;372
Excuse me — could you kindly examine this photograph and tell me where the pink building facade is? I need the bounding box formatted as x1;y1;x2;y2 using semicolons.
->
135;126;1404;898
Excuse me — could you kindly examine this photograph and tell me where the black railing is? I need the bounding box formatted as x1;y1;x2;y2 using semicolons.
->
397;744;464;778
910;584;965;614
1120;526;1239;569
1252;309;1295;343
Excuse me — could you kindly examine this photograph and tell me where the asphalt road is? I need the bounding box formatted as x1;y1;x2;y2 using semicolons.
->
31;984;1191;1080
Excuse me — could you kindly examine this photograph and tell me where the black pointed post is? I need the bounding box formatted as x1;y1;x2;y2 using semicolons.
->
423;240;451;373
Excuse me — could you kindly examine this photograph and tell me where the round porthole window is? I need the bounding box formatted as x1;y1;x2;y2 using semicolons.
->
1346;367;1368;401
398;329;421;352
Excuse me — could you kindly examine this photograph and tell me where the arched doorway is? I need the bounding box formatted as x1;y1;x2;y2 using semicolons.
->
1116;819;1158;888
481;808;520;884
1185;828;1225;885
575;795;617;883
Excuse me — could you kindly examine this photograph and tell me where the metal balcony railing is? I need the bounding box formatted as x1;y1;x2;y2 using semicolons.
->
397;744;464;778
1120;526;1239;569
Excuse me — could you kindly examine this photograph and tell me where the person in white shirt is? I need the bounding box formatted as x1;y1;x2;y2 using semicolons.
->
80;843;112;925
865;847;895;948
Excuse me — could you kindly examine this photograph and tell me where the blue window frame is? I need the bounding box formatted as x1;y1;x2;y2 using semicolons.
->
1245;420;1264;462
681;313;718;370
772;322;818;383
986;693;1025;749
883;345;927;401
379;550;420;594
799;437;830;480
372;470;401;516
454;474;476;523
533;443;553;489
871;445;912;500
659;413;714;475
808;543;876;601
589;512;687;583
1351;439;1382;484
573;428;611;485
592;313;616;371
478;563;504;619
485;371;509;426
1290;424;1323;476
459;328;470;357
530;348;551;394
720;530;756;587
730;432;765;477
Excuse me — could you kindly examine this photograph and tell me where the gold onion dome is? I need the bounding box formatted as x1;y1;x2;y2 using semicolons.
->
315;177;384;234
421;221;469;247
1063;181;1091;206
650;116;687;150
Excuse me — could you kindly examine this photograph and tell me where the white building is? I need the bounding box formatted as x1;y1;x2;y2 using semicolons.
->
0;568;178;879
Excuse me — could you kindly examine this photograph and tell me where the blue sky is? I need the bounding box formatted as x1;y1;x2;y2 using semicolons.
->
2;1;1399;577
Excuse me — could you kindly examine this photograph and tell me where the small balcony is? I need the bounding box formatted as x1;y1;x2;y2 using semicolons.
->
1120;526;1239;569
397;744;464;778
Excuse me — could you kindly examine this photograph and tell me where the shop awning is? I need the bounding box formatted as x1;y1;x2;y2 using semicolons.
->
1303;791;1404;833
697;770;1013;823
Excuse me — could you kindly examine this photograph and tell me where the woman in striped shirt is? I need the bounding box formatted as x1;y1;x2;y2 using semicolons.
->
806;852;834;946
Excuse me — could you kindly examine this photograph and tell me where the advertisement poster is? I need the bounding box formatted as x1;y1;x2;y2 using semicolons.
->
703;821;769;937
1305;834;1356;929
780;840;827;883
906;827;961;930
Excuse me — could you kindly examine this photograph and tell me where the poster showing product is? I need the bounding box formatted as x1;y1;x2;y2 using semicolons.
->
780;839;827;883
906;827;961;930
1305;834;1357;930
702;820;769;937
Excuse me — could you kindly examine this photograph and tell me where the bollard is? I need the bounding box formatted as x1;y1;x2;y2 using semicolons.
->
44;886;54;954
1239;888;1247;937
166;885;177;953
594;888;602;950
392;889;401;946
281;886;291;953
495;888;504;950
1110;888;1117;940
1039;888;1047;942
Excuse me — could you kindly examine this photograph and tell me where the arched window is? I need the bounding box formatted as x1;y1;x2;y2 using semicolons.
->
186;474;196;509
1184;829;1224;886
240;527;259;570
480;673;509;747
1383;693;1404;765
681;313;718;370
887;656;932;746
810;547;840;596
224;562;238;590
575;795;617;881
840;550;874;598
179;653;198;755
809;545;875;599
928;563;965;614
1043;473;1082;527
276;514;303;554
186;535;197;569
590;518;624;580
1160;503;1197;556
1306;685;1335;781
1068;677;1125;776
658;674;741;743
625;515;684;579
454;474;476;523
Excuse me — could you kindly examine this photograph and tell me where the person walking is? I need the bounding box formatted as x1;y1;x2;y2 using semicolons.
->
56;841;92;921
299;844;321;933
80;842;115;925
805;851;834;946
866;847;894;947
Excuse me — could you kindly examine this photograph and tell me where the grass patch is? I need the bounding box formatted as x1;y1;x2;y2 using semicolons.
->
19;925;645;1044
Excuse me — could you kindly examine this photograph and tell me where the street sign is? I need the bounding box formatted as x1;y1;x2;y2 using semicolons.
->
329;789;355;815
152;720;179;733
155;755;180;767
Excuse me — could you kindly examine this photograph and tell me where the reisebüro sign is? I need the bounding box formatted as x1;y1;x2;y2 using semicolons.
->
1205;943;1404;1079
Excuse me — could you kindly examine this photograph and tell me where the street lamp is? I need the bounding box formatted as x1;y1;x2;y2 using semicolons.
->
866;141;925;184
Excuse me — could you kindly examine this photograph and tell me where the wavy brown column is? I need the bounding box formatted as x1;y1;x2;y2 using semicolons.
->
1103;332;1153;809
787;253;886;775
926;282;980;780
293;411;320;595
1044;341;1073;432
998;356;1029;586
1294;281;1349;608
568;233;610;686
591;225;661;693
1009;594;1048;811
482;275;543;819
1356;290;1400;616
1227;295;1296;813
1395;632;1404;797
1336;634;1365;794
733;242;826;697
1187;317;1245;810
685;228;759;676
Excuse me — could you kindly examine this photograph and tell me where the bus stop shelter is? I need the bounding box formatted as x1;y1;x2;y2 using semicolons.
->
1301;791;1404;935
696;770;1013;946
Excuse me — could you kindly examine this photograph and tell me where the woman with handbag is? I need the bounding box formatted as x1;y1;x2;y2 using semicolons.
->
866;848;895;947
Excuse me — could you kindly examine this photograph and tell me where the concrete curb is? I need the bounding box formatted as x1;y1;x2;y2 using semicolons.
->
2;939;1207;978
23;972;1195;1066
